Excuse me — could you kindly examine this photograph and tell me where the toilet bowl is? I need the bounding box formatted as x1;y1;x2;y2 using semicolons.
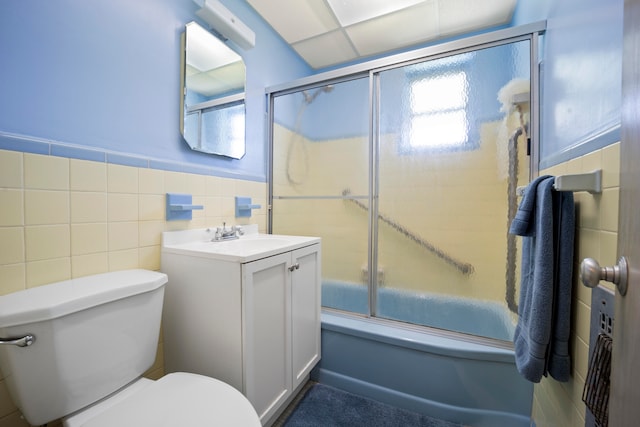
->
0;270;260;426
64;373;260;426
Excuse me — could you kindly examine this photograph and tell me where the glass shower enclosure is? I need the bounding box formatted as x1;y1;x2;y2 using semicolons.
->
268;24;543;343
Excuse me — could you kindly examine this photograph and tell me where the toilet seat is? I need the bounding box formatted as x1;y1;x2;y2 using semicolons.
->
65;373;261;427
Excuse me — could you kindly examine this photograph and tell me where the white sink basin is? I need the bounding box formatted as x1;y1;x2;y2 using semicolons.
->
162;229;319;263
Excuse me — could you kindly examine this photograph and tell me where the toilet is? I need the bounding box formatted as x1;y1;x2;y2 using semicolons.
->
0;269;261;426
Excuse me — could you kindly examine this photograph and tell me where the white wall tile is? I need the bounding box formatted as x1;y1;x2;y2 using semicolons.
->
0;228;24;264
72;253;109;278
0;150;23;189
139;194;165;221
25;225;70;261
70;159;107;192
108;222;139;251
108;248;139;271
71;192;108;223
0;264;26;296
108;164;139;193
71;223;108;255
24;154;69;190
0;190;23;226
26;257;71;288
24;190;69;225
108;193;138;222
139;168;164;195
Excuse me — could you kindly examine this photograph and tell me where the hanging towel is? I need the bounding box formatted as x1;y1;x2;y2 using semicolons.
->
509;175;575;383
547;187;574;381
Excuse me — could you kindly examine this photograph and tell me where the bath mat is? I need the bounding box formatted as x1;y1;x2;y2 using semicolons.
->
283;383;462;427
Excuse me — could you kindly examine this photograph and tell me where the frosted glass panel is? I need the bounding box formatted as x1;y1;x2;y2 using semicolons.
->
376;41;531;340
271;78;370;313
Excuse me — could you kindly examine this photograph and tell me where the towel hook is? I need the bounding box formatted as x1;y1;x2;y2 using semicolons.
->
580;257;629;296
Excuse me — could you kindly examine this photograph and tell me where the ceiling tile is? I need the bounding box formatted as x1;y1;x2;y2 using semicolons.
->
247;0;339;43
292;30;358;69
346;2;439;57
246;0;518;70
439;0;517;37
326;0;425;27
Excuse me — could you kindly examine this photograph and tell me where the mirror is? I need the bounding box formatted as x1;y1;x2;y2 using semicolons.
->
181;21;246;159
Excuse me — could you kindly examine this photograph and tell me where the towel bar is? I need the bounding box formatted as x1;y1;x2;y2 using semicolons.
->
553;169;602;193
516;169;602;196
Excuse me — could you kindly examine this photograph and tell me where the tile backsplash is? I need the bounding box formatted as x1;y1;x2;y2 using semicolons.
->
0;149;266;426
531;142;620;427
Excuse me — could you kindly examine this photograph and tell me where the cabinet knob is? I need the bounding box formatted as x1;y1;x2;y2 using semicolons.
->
288;263;300;272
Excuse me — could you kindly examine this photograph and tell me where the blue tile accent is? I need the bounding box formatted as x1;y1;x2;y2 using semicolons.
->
150;159;206;174
0;133;50;155
166;193;203;221
0;131;267;182
539;125;621;170
51;144;106;162
107;153;149;168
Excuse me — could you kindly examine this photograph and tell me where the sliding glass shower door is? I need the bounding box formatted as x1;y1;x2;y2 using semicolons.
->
374;42;531;338
270;77;371;314
269;28;539;342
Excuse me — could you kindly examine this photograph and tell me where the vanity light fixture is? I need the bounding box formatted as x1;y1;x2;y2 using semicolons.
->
193;0;256;49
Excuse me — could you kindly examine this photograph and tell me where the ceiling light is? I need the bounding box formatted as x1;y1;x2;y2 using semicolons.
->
193;0;256;49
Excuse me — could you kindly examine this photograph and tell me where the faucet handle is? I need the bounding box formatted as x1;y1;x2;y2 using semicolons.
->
235;225;244;235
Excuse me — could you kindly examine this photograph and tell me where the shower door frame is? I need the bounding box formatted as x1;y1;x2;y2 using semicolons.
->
266;21;546;324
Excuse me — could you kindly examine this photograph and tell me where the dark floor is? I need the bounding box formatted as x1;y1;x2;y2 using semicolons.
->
272;380;470;427
272;381;317;426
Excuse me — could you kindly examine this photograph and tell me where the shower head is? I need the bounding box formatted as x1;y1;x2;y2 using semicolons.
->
302;85;334;104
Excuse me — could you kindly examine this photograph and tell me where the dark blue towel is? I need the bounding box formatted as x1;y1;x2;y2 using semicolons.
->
509;175;574;383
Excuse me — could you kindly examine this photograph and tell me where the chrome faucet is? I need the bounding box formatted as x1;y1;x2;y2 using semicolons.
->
211;223;244;242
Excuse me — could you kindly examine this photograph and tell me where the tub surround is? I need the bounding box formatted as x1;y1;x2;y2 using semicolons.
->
313;312;532;427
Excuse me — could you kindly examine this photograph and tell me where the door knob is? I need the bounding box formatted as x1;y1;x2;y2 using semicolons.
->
580;257;629;296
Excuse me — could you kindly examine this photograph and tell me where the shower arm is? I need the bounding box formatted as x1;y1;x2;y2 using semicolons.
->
342;189;474;275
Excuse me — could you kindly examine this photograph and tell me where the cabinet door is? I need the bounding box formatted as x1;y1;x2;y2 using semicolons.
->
291;244;321;389
242;252;292;423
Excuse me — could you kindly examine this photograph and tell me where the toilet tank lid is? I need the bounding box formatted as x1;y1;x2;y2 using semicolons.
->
0;270;168;328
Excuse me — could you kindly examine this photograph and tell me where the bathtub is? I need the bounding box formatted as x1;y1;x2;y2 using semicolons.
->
311;282;533;427
321;280;516;341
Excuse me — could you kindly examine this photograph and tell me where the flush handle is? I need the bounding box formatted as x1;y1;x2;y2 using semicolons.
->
0;334;35;347
580;257;629;296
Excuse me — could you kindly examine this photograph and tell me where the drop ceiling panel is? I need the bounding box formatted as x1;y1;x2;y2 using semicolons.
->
292;30;358;69
326;0;426;27
439;0;517;37
247;0;339;43
246;0;518;69
346;2;440;57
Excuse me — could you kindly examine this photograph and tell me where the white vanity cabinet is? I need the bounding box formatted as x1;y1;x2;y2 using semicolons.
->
161;231;320;426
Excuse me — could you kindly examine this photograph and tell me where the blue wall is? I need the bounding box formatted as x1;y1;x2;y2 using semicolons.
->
0;0;311;181
0;0;624;176
514;0;623;168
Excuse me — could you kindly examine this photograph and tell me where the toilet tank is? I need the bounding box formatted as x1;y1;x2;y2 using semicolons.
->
0;269;167;426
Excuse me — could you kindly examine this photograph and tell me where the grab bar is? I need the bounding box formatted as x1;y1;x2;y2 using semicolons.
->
342;190;474;275
0;334;35;347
